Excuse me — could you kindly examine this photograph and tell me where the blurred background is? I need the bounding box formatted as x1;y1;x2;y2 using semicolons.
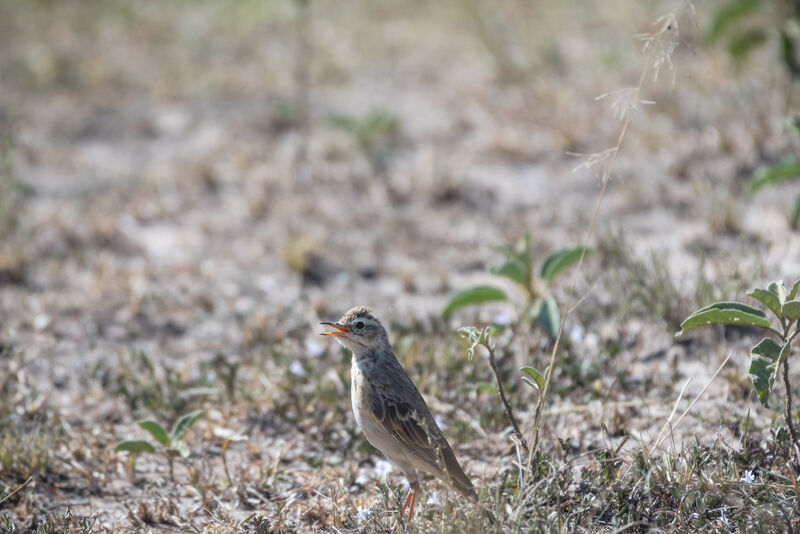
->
1;0;800;530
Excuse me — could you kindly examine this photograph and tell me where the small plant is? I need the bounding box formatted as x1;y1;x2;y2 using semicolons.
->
749;156;800;229
443;234;590;338
31;508;97;534
679;279;800;460
707;0;800;78
708;0;800;229
458;326;529;456
326;110;400;173
114;410;205;481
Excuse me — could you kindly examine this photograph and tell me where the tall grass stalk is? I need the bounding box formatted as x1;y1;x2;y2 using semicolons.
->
529;1;694;465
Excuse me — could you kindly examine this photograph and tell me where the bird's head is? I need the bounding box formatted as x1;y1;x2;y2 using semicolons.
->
321;306;389;353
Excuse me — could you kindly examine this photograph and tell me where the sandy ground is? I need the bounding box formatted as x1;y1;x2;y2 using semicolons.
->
1;0;799;531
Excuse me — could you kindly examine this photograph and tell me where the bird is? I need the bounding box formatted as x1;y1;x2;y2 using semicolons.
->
321;306;492;523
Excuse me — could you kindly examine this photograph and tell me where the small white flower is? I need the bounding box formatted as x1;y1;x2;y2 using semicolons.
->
356;506;372;520
355;468;370;486
374;460;394;478
305;339;325;357
289;360;306;377
740;469;755;484
569;323;585;343
493;311;512;326
426;491;441;505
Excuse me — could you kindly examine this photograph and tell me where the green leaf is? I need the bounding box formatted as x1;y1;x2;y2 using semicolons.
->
749;338;784;407
114;440;156;454
171;410;205;442
749;159;800;195
171;441;191;459
748;287;783;319
790;280;800;301
458;325;490;347
326;115;356;132
457;326;493;359
791;194;800;230
457;326;480;342
540;247;591;283
492;259;530;288
780;30;800;79
442;287;509;316
520;366;549;391
768;281;787;306
532;296;560;338
782;300;800;321
680;301;771;332
707;0;762;44
492;235;532;290
137;420;170;446
475;381;495;395
728;29;767;63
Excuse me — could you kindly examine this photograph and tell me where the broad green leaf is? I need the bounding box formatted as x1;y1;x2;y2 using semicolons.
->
442;287;508;316
768;281;786;306
491;259;530;289
748;288;782;319
171;441;191;459
749;338;783;407
114;440;155;454
492;235;532;290
749;160;800;194
707;0;762;44
728;29;767;63
532;296;560;338
521;366;548;391
539;247;591;283
790;280;800;301
137;420;170;446
680;301;771;332
782;300;800;321
171;410;205;442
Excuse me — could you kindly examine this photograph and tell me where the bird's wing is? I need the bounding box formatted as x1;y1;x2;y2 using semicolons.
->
367;376;478;500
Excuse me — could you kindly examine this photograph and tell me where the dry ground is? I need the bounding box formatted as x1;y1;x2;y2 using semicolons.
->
1;1;800;532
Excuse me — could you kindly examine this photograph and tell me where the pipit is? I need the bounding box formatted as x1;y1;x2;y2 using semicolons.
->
321;306;493;523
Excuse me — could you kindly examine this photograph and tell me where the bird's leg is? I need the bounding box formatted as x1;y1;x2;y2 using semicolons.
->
400;482;419;522
401;490;413;517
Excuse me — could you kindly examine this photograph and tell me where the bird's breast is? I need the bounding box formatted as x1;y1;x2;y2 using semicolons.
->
350;356;369;429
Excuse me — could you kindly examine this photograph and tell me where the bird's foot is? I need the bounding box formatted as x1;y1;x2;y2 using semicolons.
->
400;482;419;523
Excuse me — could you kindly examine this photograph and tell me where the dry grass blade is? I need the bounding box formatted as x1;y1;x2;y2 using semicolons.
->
0;476;32;506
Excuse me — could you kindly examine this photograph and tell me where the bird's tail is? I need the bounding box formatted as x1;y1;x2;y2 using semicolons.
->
440;445;497;524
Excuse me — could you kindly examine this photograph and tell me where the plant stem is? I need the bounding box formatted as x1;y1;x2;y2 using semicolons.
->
292;0;311;182
483;341;529;457
782;356;800;467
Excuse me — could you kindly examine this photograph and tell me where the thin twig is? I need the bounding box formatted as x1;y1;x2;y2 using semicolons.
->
0;475;32;506
483;340;529;457
782;356;800;467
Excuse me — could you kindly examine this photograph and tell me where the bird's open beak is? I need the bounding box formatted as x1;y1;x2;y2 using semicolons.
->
320;322;351;337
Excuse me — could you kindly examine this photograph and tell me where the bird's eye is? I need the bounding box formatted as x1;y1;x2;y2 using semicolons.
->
355;321;365;330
